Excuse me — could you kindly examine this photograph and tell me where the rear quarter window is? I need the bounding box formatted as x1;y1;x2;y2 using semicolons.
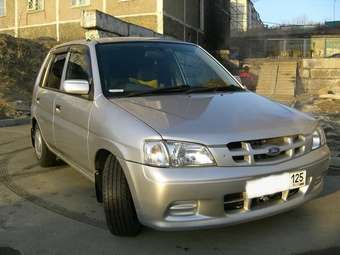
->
44;53;67;90
38;55;52;88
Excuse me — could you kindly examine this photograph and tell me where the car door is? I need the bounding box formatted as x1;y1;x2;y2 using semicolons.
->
35;52;68;149
53;45;93;173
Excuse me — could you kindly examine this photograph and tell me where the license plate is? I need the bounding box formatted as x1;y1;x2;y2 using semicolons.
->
289;170;307;188
246;170;306;199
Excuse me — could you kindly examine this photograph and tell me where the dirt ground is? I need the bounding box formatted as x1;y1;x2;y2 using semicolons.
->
295;96;340;170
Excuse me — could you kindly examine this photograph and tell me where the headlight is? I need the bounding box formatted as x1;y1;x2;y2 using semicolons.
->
143;141;216;167
166;141;216;167
143;141;170;167
312;126;326;150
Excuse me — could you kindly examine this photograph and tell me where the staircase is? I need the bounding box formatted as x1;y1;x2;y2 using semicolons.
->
256;61;298;105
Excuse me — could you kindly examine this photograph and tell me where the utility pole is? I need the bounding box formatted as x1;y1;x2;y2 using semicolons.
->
14;0;18;37
334;0;338;21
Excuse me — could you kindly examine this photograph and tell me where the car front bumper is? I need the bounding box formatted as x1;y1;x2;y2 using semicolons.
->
121;146;330;231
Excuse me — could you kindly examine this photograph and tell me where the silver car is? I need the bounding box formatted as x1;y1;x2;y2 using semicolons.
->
31;38;330;236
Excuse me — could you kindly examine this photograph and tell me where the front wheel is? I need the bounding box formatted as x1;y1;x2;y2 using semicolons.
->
102;154;141;236
33;125;57;167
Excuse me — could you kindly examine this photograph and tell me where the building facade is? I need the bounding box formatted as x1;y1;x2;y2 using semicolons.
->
0;0;165;42
204;0;230;51
0;0;230;50
230;0;263;37
230;25;340;59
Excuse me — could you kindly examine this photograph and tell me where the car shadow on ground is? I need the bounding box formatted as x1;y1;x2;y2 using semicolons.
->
318;173;340;198
0;247;21;255
294;247;340;255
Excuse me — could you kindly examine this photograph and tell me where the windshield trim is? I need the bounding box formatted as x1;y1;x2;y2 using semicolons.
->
95;41;245;99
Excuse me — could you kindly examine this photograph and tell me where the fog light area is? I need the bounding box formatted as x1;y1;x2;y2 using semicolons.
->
168;201;198;216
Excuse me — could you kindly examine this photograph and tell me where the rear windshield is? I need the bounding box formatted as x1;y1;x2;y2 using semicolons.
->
96;42;240;97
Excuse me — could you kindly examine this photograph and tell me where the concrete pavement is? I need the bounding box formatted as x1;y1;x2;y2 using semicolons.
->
0;125;340;255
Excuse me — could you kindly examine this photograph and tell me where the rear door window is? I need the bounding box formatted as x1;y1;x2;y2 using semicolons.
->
44;53;67;90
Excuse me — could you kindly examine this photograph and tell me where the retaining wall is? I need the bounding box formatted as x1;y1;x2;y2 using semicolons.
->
243;58;340;96
300;58;340;95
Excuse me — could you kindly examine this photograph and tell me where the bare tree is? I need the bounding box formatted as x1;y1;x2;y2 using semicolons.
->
281;15;317;26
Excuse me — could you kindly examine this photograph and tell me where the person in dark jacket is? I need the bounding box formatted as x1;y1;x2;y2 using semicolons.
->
239;65;256;91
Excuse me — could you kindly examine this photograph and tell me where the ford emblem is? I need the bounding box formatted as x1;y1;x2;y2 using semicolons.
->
267;147;281;156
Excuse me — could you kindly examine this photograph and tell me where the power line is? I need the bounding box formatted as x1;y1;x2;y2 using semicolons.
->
262;21;282;25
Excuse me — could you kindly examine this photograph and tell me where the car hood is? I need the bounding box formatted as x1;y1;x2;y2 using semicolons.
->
111;92;317;145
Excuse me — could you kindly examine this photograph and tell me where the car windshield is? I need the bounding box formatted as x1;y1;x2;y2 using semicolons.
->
96;42;243;97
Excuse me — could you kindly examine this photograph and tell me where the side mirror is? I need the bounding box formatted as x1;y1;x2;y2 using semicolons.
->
63;80;90;95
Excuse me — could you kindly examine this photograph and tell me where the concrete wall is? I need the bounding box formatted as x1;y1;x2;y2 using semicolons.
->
81;10;165;40
59;0;101;21
121;15;158;32
0;1;15;29
106;0;158;32
163;15;184;40
18;24;57;39
231;36;340;59
311;36;340;58
300;58;340;95
185;0;201;28
164;0;184;21
106;0;157;16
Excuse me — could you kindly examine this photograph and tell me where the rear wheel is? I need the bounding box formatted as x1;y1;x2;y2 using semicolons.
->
102;154;141;236
33;125;58;167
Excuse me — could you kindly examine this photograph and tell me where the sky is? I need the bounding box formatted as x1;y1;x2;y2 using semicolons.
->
254;0;340;25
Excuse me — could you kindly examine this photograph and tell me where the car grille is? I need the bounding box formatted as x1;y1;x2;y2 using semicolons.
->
224;188;302;213
227;135;308;165
224;193;244;211
251;192;283;209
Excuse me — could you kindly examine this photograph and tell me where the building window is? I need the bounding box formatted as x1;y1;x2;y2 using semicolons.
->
0;0;5;17
71;0;90;6
27;0;44;11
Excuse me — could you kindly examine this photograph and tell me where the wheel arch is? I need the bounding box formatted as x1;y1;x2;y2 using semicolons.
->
95;149;111;174
94;148;134;203
94;149;111;203
31;117;38;147
93;147;141;214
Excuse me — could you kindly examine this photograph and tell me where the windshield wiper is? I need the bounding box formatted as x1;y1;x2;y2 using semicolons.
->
125;85;191;97
124;84;244;97
185;85;245;94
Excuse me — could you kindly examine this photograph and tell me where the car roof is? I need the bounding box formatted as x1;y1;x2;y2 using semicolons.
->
52;37;195;51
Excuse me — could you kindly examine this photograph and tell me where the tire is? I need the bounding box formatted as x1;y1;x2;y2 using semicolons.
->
33;124;58;167
102;154;141;236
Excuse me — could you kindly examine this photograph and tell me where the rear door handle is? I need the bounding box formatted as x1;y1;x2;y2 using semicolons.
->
55;104;62;112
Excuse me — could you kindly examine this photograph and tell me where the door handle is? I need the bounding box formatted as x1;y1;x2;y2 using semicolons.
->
36;97;40;104
55;104;62;113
